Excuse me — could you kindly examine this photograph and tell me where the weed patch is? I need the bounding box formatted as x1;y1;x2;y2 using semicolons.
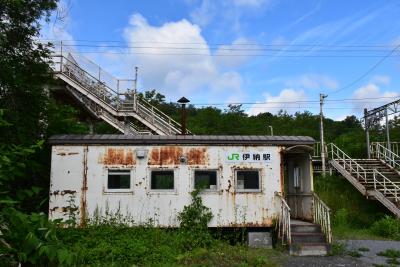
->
347;250;363;258
371;216;400;240
329;241;347;256
377;249;400;258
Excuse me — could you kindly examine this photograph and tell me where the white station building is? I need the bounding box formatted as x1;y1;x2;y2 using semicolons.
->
48;135;315;228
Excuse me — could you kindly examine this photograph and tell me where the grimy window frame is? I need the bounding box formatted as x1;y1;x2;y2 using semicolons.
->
235;169;262;193
150;169;176;192
105;169;133;193
192;169;219;192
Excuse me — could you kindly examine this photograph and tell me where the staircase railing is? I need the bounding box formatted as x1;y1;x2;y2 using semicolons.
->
312;192;332;243
51;53;186;135
327;143;368;183
275;192;291;245
137;99;188;135
373;169;400;203
371;143;400;170
313;141;321;158
371;142;400;156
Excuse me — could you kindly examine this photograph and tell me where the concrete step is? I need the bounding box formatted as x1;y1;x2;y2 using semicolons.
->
291;224;321;234
289;243;329;256
291;233;325;243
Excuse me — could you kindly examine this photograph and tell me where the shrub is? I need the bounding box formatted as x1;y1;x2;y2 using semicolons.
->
333;208;349;228
0;208;75;266
177;189;214;250
371;216;400;240
329;241;347;256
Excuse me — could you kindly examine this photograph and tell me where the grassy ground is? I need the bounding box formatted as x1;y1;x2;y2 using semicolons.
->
52;174;400;266
58;227;285;266
314;174;400;241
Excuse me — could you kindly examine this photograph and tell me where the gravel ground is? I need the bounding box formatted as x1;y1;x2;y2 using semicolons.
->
284;255;364;267
343;239;400;266
283;240;400;267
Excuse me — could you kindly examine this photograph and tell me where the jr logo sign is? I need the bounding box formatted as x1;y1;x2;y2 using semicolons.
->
227;153;240;161
226;152;271;163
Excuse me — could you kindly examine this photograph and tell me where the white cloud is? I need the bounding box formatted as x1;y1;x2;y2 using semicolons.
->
247;89;307;115
233;0;269;8
119;13;244;101
370;75;391;85
190;0;274;29
352;83;399;111
285;74;338;90
215;37;260;67
265;73;338;90
190;0;216;27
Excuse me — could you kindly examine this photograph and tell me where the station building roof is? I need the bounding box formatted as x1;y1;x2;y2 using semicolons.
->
49;134;315;146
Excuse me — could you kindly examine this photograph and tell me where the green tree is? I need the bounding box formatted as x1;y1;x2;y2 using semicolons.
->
0;0;57;144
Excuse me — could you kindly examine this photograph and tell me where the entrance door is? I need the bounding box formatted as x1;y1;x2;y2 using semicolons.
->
284;152;313;221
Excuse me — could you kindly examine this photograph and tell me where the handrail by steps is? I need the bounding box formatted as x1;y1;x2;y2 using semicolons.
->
373;169;400;203
312;192;332;243
313;141;321;158
371;142;400;156
327;143;368;183
275;192;291;245
371;143;400;170
51;54;187;135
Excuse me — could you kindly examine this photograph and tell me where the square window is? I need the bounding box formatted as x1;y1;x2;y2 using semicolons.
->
151;170;174;190
194;170;217;190
236;170;260;191
107;170;131;190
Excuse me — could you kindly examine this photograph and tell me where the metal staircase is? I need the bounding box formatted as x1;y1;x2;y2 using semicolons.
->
50;53;189;135
327;143;400;217
276;192;332;256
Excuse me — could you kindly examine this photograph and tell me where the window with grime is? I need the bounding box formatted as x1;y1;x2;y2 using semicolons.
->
235;170;261;192
151;170;175;190
194;170;218;191
107;169;132;192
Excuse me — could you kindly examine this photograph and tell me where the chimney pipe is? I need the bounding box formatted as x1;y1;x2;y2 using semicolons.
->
177;97;190;135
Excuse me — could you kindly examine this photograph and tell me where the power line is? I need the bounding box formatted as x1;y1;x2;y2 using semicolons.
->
38;38;399;48
189;96;399;106
329;43;400;95
52;50;400;58
47;43;398;52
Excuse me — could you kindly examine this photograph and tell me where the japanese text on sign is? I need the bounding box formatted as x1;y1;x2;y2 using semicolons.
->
225;152;271;163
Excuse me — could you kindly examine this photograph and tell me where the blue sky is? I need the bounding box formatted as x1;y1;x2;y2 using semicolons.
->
41;0;400;120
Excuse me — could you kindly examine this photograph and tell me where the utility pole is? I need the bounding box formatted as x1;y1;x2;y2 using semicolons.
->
364;108;371;159
320;93;328;177
385;108;390;150
133;66;138;111
268;125;273;136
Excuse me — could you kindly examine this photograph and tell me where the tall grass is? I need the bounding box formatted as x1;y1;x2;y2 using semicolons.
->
314;174;400;239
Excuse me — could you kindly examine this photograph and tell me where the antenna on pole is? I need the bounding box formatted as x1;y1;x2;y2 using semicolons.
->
133;66;139;111
134;66;138;91
320;93;328;177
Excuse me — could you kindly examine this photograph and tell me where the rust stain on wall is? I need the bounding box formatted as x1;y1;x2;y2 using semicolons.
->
186;147;208;165
80;146;88;227
149;146;183;165
102;148;135;165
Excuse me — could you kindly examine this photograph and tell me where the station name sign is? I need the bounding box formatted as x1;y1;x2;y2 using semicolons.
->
225;152;271;163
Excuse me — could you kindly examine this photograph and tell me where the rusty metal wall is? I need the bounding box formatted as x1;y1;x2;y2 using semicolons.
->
49;144;288;227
